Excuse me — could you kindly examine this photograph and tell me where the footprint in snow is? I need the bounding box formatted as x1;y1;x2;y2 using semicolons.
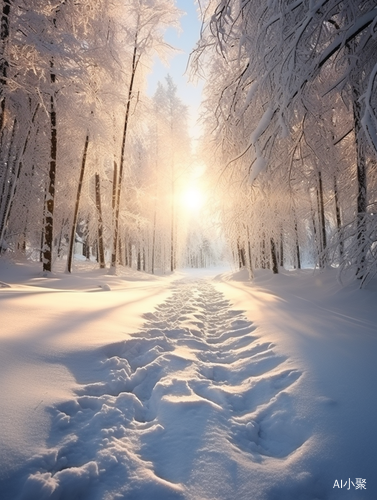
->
18;279;308;500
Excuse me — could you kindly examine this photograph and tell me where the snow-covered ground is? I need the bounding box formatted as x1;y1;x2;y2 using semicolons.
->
0;259;376;500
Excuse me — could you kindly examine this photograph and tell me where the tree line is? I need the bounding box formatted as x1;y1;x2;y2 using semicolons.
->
195;0;377;285
2;0;377;285
0;0;215;274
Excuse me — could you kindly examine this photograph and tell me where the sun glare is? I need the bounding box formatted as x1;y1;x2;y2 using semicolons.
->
181;188;205;212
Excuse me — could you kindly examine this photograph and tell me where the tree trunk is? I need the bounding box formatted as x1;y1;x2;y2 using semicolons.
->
67;133;89;273
270;238;279;274
93;239;98;263
110;31;139;274
261;237;268;269
318;170;327;267
170;177;175;272
151;202;157;274
137;246;141;271
239;246;246;268
118;238;124;266
82;221;90;260
42;59;57;273
2;104;40;245
112;161;117;211
95;173;105;269
0;116;16;248
352;84;368;279
246;225;253;278
124;236;129;267
40;193;46;263
237;241;242;268
309;190;320;266
128;241;132;268
293;210;301;269
333;174;343;258
0;0;11;134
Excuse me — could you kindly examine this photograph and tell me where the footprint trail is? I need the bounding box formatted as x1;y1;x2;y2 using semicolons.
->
19;279;308;500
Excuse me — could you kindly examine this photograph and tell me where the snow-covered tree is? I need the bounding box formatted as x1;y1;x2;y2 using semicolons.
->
109;0;180;274
0;0;181;275
144;75;191;272
195;0;377;283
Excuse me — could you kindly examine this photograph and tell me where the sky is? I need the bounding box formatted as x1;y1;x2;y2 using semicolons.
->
147;0;204;140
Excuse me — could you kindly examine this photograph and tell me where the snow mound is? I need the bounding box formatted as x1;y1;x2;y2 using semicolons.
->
215;267;250;282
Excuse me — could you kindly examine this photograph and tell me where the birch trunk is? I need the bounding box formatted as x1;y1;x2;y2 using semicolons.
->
110;30;139;274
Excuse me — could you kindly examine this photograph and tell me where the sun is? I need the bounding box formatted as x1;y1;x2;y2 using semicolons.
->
181;188;205;212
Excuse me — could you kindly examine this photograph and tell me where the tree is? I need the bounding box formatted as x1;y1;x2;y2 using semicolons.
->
151;76;190;272
109;0;179;274
0;0;181;275
194;0;377;281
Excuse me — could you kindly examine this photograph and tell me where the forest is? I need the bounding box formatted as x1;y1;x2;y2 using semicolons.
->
1;0;377;286
1;2;377;498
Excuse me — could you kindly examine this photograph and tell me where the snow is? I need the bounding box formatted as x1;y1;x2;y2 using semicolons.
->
249;154;268;184
0;259;376;499
249;106;274;146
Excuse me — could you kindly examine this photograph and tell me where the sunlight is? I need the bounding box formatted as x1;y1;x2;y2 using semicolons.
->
181;187;205;212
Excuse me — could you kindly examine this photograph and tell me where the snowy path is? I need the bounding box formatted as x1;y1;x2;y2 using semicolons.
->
17;279;307;500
